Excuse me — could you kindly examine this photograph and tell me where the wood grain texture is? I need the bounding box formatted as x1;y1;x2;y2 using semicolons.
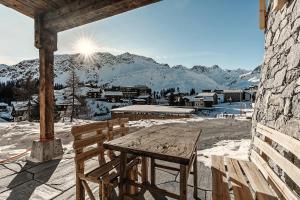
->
104;124;201;164
225;158;253;200
250;150;298;200
211;156;230;200
239;160;276;200
1;0;160;32
253;136;300;187
257;123;300;159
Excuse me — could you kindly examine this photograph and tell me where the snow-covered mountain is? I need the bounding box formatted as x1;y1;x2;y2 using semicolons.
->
0;52;260;91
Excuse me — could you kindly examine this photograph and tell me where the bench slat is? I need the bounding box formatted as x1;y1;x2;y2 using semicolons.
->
250;150;299;200
211;155;230;200
87;157;120;178
72;122;108;137
73;134;107;150
253;137;300;187
257;123;300;159
226;158;253;200
239;160;277;200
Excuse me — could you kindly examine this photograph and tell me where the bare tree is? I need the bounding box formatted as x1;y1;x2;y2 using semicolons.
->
67;58;80;122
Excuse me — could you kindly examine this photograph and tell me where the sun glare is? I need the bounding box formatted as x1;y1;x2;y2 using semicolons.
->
75;37;98;62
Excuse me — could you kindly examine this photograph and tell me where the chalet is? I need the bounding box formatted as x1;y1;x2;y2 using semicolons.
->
223;89;244;102
195;92;218;107
86;88;102;99
11;100;38;121
214;89;225;103
55;90;82;112
104;91;123;103
137;94;151;104
182;96;196;107
109;85;151;99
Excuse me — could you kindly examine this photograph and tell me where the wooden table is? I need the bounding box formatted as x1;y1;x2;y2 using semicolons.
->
103;124;201;200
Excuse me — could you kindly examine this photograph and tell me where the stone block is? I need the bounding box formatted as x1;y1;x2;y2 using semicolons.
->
29;138;63;162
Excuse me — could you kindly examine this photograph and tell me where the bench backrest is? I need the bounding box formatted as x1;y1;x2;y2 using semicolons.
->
71;118;129;173
250;123;300;200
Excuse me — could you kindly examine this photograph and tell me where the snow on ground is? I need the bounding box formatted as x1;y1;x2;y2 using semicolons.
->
198;139;251;167
129;117;207;128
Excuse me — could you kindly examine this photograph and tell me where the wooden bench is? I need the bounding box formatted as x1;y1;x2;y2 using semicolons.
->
212;123;300;200
71;118;139;200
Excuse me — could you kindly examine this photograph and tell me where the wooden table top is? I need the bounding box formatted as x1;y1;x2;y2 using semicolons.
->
103;124;201;164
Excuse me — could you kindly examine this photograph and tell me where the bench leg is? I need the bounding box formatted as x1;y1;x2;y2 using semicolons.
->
141;157;148;183
119;152;128;200
151;158;155;185
76;177;85;200
193;149;198;198
180;165;188;200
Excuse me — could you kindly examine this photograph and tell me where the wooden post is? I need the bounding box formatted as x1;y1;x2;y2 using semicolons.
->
259;0;266;30
193;149;198;198
180;164;188;200
35;15;57;141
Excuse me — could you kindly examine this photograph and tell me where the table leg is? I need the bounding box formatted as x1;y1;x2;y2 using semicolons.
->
119;152;127;200
193;149;198;198
150;158;155;185
141;157;148;183
180;164;188;200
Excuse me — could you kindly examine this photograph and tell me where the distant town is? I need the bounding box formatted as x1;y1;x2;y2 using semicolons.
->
0;80;258;122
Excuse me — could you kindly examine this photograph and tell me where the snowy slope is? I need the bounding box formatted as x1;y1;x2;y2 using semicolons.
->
0;52;260;91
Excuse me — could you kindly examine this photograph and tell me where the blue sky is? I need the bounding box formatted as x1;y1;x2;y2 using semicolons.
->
0;0;264;70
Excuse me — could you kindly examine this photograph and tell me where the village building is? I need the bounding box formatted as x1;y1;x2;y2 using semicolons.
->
11;100;38;121
223;89;244;102
86;88;102;99
195;92;218;107
182;96;196;107
111;105;195;120
214;89;225;103
104;91;123;103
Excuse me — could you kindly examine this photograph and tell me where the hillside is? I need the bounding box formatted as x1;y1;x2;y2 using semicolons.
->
0;52;260;91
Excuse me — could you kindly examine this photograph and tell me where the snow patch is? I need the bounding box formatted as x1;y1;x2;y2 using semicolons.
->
198;139;251;167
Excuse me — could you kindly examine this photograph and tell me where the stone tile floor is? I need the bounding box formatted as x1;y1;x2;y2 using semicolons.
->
0;153;212;200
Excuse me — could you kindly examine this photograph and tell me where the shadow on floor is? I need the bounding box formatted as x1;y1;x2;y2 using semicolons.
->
6;159;61;200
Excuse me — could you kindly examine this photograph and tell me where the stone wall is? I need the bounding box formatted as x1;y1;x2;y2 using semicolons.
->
252;0;300;195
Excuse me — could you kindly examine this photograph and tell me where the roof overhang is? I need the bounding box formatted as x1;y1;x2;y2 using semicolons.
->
0;0;160;32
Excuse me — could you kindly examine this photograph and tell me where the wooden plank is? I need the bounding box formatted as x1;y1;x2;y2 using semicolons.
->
119;152;128;200
104;124;201;164
253;137;300;187
71;122;108;137
225;158;253;200
211;156;230;200
43;0;160;32
259;0;266;30
250;150;299;200
238;160;276;200
257;123;300;159
87;158;120;178
75;147;103;163
73;134;107;150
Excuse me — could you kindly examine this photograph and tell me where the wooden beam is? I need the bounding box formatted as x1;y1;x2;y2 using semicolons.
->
259;0;266;30
35;17;57;141
43;0;160;32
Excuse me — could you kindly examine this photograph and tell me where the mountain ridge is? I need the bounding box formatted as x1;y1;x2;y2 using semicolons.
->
0;52;261;91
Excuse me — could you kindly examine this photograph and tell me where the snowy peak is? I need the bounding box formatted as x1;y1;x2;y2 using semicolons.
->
0;52;260;91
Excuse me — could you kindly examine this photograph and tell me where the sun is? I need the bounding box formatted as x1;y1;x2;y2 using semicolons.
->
74;37;98;62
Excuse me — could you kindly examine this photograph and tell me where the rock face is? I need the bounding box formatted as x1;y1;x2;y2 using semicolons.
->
252;0;300;195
